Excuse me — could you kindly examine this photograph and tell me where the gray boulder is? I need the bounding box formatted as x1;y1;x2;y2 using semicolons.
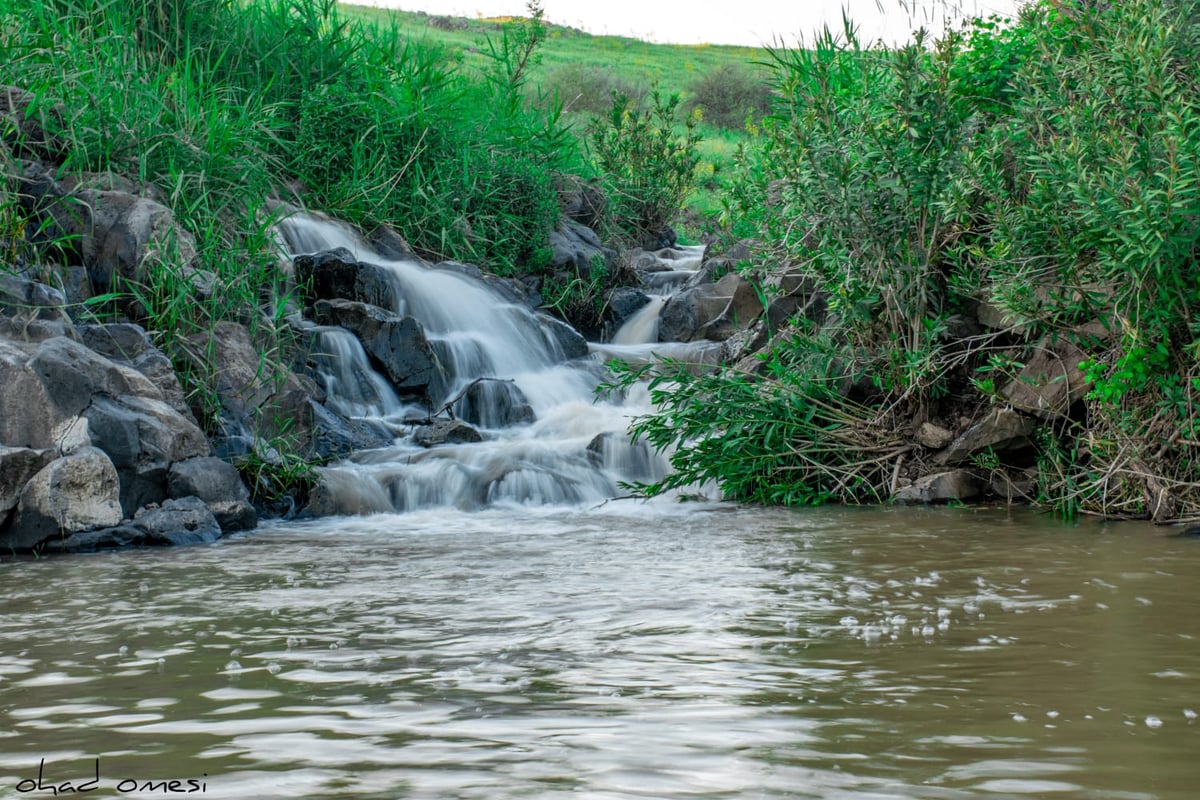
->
412;419;483;448
167;456;257;532
313;299;439;391
0;445;53;522
6;447;123;551
659;273;762;343
1001;338;1091;419
538;313;590;360
43;496;223;552
457;380;535;428
894;470;985;504
548;220;615;277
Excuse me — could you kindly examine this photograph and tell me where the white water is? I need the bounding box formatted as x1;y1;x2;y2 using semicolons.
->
276;213;683;513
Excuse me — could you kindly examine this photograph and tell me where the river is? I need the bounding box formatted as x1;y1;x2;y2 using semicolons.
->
1;504;1196;799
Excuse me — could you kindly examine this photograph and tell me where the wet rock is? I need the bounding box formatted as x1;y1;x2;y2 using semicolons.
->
365;223;413;259
412;419;483;448
936;407;1035;465
309;401;394;460
294;248;397;310
719;320;769;364
659;272;761;343
6;446;123;551
586;432;659;482
313;299;439;392
168;456;257;532
914;422;955;450
458;380;535;428
69;496;223;549
607;287;651;327
893;470;985;504
538;313;589;360
1001;338;1091;418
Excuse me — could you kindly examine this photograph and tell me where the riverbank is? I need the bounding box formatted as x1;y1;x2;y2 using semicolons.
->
3;0;1199;554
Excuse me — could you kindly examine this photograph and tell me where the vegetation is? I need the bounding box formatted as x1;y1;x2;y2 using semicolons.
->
617;0;1200;523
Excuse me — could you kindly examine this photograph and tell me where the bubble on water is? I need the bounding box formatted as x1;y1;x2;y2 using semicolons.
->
1012;713;1028;723
1136;597;1153;606
224;660;242;672
118;645;128;657
270;608;281;617
139;582;150;594
267;662;282;675
890;615;907;627
329;642;340;650
287;636;299;650
1096;603;1109;610
921;626;935;638
1046;710;1060;719
863;626;882;643
1184;709;1197;721
230;648;242;657
839;616;860;628
1145;716;1163;729
937;607;952;620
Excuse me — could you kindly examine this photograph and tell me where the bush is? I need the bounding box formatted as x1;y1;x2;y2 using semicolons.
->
684;64;772;130
588;91;701;246
540;63;648;115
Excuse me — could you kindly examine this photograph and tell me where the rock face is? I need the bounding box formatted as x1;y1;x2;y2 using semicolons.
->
313;299;439;392
0;446;54;524
457;380;535;429
6;447;123;550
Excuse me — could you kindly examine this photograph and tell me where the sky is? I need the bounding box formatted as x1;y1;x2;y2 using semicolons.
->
354;0;1024;47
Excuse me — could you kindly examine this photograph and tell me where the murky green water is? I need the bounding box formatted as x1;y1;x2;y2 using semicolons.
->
0;504;1196;799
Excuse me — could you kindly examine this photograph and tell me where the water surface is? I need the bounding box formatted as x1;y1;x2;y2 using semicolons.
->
1;505;1196;799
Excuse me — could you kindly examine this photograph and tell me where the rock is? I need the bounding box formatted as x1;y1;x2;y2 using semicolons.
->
1001;338;1091;418
293;248;398;310
548;219;615;276
659;273;761;343
6;447;123;550
309;401;394;460
719;320;769;364
914;422;955;450
313;299;439;391
894;470;985;504
936;407;1035;465
77;323;194;418
58;189;201;294
167;456;257;532
538;313;590;360
129;496;222;545
457;380;535;428
0;274;70;323
607;287;651;328
586;432;659;481
365;223;413;259
184;321;319;455
412;419;483;448
0;445;53;521
0;85;67;162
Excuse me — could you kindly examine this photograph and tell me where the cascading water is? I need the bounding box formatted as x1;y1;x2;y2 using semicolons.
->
275;212;687;513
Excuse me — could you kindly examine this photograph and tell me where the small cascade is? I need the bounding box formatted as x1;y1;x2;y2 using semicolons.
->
611;296;667;345
276;212;682;513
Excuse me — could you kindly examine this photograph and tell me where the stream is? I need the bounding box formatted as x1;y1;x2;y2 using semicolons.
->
0;505;1197;798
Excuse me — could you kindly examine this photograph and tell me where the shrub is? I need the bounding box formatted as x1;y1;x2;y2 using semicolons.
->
588;90;701;246
684;64;772;130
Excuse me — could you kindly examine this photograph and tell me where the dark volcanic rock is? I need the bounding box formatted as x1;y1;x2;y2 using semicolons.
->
313;299;439;391
412;419;483;448
168;456;257;532
294;248;398;310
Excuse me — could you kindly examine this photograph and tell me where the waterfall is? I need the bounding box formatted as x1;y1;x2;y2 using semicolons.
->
276;212;678;513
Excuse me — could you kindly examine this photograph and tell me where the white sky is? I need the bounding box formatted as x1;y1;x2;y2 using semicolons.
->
353;1;1024;47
